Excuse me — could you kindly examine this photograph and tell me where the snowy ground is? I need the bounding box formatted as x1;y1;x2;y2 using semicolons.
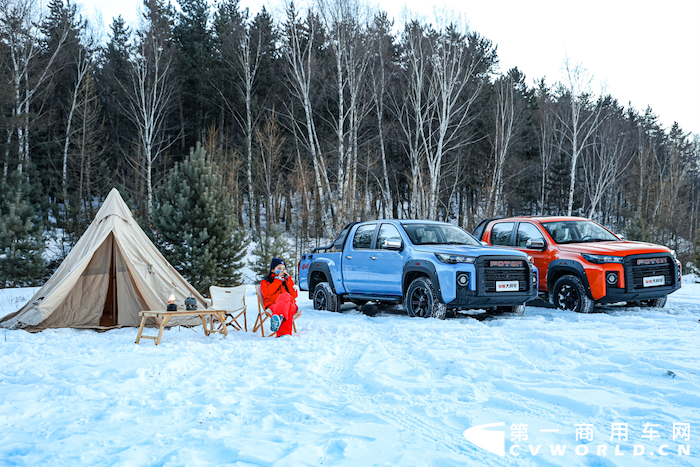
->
1;278;699;466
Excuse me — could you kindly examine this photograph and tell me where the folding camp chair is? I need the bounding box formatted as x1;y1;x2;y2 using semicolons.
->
253;283;300;337
209;285;247;332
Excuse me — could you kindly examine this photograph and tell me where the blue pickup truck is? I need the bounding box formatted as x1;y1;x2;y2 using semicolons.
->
298;220;538;319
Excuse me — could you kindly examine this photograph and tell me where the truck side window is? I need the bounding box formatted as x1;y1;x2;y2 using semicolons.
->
516;223;545;247
377;224;402;249
490;222;514;246
353;225;376;250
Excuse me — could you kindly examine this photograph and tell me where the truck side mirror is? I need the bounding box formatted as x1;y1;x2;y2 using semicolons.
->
526;239;546;250
383;240;403;251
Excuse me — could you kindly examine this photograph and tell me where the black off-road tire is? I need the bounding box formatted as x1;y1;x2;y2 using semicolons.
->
495;304;526;315
313;282;340;313
551;275;595;313
405;277;446;319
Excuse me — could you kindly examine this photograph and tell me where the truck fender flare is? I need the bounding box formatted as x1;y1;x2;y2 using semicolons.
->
308;261;337;295
402;261;444;303
547;260;593;300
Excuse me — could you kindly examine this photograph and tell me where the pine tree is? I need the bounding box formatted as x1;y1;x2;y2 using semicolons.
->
626;214;651;242
0;177;46;287
250;224;293;280
153;143;248;292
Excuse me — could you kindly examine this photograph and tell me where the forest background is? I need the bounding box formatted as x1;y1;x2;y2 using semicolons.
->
1;0;698;290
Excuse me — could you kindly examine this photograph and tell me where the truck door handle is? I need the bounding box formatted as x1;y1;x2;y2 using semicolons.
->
370;256;377;260
345;256;352;259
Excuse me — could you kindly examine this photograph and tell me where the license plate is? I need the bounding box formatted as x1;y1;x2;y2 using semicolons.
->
643;276;665;287
496;281;519;292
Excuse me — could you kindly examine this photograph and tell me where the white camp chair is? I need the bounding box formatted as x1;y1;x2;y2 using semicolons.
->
209;285;247;332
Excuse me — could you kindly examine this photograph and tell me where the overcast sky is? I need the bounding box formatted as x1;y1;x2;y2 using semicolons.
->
80;0;700;136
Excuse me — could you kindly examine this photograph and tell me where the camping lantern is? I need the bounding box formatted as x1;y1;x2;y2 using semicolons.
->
167;289;177;311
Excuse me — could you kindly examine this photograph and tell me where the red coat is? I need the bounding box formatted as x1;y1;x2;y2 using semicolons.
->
260;275;298;310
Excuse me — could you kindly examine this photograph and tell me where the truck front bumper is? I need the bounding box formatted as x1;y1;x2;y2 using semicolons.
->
597;283;681;304
447;290;538;309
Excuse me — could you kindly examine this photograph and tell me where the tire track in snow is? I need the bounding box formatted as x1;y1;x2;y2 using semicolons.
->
318;331;475;458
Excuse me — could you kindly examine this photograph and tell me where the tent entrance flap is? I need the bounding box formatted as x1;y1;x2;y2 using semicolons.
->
99;235;118;327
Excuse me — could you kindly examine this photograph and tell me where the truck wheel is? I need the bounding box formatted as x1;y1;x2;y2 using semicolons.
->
405;277;446;319
496;304;525;315
313;282;340;313
551;275;595;314
639;296;668;308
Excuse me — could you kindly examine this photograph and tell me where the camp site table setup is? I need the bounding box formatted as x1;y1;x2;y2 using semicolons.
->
135;309;228;345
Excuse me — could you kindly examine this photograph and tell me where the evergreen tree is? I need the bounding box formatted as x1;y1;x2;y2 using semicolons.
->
153;143;247;292
626;214;651;242
98;16;134;182
250;223;293;280
0;176;46;287
174;0;215;146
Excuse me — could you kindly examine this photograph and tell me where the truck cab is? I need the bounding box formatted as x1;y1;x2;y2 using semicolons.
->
473;216;683;313
298;220;539;318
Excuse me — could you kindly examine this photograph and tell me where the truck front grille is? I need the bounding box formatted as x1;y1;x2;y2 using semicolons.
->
629;257;674;291
483;262;528;293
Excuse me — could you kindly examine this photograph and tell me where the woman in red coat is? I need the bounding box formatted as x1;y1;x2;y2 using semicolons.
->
260;258;300;336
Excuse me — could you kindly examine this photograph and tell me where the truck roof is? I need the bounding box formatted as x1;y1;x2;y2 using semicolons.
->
356;219;457;225
483;215;590;223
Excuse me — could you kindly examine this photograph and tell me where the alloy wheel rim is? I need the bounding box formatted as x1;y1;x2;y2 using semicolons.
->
410;287;430;317
315;291;327;310
557;284;579;310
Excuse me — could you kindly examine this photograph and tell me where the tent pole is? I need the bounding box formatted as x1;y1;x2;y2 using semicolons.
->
112;236;117;325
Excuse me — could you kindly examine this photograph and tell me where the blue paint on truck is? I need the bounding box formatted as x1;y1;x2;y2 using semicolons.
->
298;220;538;318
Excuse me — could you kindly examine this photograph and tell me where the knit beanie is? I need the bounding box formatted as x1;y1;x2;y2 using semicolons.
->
270;257;286;272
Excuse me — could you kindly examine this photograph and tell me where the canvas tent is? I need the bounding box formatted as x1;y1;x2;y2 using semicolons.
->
1;188;208;330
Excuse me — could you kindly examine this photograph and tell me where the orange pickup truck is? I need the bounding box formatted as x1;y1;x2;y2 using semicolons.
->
473;216;682;313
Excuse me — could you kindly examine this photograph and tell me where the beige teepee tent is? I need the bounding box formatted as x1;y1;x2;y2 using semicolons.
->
1;188;208;330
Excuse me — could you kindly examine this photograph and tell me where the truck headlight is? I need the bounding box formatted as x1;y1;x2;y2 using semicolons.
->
581;254;624;264
435;253;476;264
670;249;677;259
527;255;534;264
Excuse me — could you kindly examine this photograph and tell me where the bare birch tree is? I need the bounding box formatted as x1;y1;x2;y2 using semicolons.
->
391;20;429;217
256;110;284;224
318;0;372;222
61;46;94;204
0;0;67;177
236;24;261;230
582;102;632;218
281;3;332;234
486;73;520;217
368;12;393;218
555;59;604;216
121;20;176;217
394;18;486;219
534;80;556;214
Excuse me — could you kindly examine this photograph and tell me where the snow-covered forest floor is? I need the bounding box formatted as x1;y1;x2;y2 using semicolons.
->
1;277;699;466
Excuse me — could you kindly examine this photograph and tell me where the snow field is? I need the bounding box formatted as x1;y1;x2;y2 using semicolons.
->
0;279;699;466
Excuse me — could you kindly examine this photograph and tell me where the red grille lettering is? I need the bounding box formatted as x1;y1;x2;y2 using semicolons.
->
637;257;667;266
489;260;523;268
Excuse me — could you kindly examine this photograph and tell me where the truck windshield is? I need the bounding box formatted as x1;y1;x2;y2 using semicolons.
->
401;223;480;246
541;220;620;244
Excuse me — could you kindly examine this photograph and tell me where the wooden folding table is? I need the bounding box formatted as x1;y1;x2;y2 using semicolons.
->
135;309;228;345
